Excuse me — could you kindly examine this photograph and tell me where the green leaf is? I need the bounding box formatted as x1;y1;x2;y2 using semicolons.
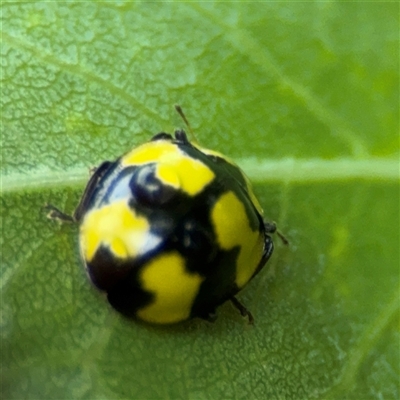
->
1;2;399;399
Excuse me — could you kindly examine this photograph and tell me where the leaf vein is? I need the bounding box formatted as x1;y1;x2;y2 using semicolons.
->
2;32;166;126
192;3;369;157
1;158;398;195
321;291;400;399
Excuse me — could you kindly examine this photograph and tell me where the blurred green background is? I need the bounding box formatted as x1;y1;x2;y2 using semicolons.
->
1;2;399;399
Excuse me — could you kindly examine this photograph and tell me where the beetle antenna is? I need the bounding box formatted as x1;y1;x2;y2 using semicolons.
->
174;105;199;144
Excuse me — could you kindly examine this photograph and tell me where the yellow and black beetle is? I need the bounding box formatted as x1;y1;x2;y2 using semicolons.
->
46;107;285;324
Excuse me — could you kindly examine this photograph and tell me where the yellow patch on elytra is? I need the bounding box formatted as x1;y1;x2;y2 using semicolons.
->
156;164;180;189
122;141;178;166
122;140;215;196
80;200;150;262
156;157;215;196
200;146;263;215
211;192;264;288
137;252;204;324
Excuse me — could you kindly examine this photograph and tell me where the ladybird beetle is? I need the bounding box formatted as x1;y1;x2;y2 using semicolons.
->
46;106;285;324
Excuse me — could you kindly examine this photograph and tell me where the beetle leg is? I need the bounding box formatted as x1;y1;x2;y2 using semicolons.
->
276;231;289;245
264;221;277;234
204;312;218;323
44;204;75;223
230;296;254;324
264;220;289;245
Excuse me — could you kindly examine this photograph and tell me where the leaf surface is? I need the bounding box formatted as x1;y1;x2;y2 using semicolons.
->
1;2;399;399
